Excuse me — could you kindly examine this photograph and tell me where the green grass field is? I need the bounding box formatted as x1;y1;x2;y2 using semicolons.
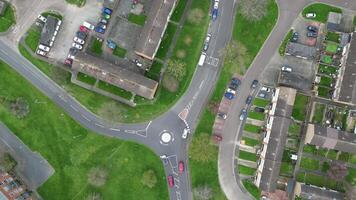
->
280;162;294;176
25;28;41;52
145;61;163;81
170;0;188;22
232;0;278;74
292;93;308;121
65;0;86;6
0;4;15;32
128;13;147;26
279;30;293;56
253;98;270;108
318;86;332;98
242;180;260;200
312;103;325;124
0;60;167;200
244;124;262;134
288;122;301;136
322;55;333;64
325;41;338;53
302;3;342;23
242;137;260;147
239;151;258;162
156;22;177;59
303;144;317;154
238;165;256;176
76;72;96;85
326;31;340;43
247;111;265;121
113;46;127;58
97;81;133;100
90;39;103;56
318;64;337;75
319;76;333;87
300;157;319;171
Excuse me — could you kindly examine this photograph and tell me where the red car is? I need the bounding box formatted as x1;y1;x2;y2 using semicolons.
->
79;25;89;33
167;175;174;188
64;58;73;66
178;161;184;174
213;134;223;142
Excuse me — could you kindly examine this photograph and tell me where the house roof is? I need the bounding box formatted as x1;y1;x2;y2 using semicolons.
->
134;0;177;60
295;182;344;200
327;12;342;32
305;124;356;154
72;52;158;99
338;34;356;105
40;16;58;47
286;42;317;60
0;0;6;16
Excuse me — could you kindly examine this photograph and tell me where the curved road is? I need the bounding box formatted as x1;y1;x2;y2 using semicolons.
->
0;0;237;199
218;0;356;199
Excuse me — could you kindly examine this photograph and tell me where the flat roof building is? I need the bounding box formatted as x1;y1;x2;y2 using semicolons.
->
294;182;344;200
40;16;58;47
134;0;177;60
305;124;356;154
254;87;297;192
72;52;158;99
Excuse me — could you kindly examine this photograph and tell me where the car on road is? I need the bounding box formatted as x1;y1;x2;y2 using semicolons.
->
83;21;95;30
167;175;174;188
239;108;247;121
217;112;227;119
182;128;189;139
72;42;83;50
246;95;253;105
307;25;318;32
203;34;211;52
95;26;105;34
36;50;46;57
37;15;47;23
305;13;316;18
251;80;258;89
291;32;298;42
38;44;50;52
281;66;292;72
306;31;318;38
254;107;265;113
74;37;85;44
261;86;271;92
103;7;113;15
212;0;219;21
178;161;184;174
160;155;169;165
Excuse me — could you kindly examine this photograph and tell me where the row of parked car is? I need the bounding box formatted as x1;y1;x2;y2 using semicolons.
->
65;24;90;65
95;7;112;34
36;15;62;57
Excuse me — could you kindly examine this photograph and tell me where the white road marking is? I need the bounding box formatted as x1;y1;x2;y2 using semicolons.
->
124;130;136;134
110;128;121;131
70;105;78;112
95;123;104;128
81;114;90;122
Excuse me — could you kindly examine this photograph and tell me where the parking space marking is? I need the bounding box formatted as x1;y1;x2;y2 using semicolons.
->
81;114;90;122
206;56;220;67
95;123;104;128
109;128;120;131
176;191;182;200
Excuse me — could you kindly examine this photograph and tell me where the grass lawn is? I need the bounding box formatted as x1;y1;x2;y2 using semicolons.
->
113;46;127;58
303;144;317;154
76;72;97;85
346;168;356;185
321;161;330;173
252;98;270;108
296;172;305;182
302;3;342;23
312;103;325;124
41;11;63;20
322;55;333;64
238;165;256;176
326;31;340;43
279;30;293;56
319;76;333;87
317;86;332;98
280;162;294;176
239;151;258;162
338;152;350;162
317;148;328;157
25;27;41;52
241;137;260;147
65;0;86;7
128;13;147;26
90;39;103;56
232;0;278;74
156;22;177;59
0;60;167;200
327;149;338;160
288;122;301;136
97;81;133;100
305;173;325;187
145;61;163;81
243;124;261;134
247;111;265;121
318;64;337;75
325;41;338;53
242;179;260;200
170;0;188;22
292;93;309;121
300;157;319;171
0;4;15;32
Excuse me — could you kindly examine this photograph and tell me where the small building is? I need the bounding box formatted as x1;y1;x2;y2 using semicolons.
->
0;172;32;200
0;0;7;16
294;182;344;200
134;0;177;60
305;124;356;154
286;42;317;60
254;87;297;192
39;16;59;47
327;12;342;32
72;52;158;99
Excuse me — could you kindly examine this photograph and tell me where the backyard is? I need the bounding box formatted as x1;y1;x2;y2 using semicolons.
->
312;103;325;124
90;39;103;56
0;3;15;32
292;93;309;121
318;64;337;75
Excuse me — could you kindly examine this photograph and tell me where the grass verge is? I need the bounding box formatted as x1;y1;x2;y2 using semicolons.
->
238;165;256;176
279;30;293;56
97;81;133;100
239;151;257;162
113;46;127;58
65;0;86;7
77;72;96;85
128;13;147;26
170;0;188;22
242;179;260;200
0;4;15;32
90;39;103;56
156;22;177;60
302;3;342;23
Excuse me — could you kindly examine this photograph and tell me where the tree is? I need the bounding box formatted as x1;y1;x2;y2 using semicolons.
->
193;185;213;200
141;169;157;188
166;59;186;81
239;0;268;22
223;41;247;73
87;167;108;187
189;133;217;162
327;162;348;181
0;153;17;171
10;98;29;119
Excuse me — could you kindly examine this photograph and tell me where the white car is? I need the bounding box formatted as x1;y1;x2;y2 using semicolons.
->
73;37;85;44
36;49;46;56
305;13;316;18
38;44;50;52
226;88;236;95
72;42;83;50
281;66;292;72
37;15;47;23
182;128;190;139
261;86;271;92
67;54;75;59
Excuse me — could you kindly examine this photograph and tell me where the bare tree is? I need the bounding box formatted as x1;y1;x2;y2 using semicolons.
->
193;185;213;200
239;0;268;22
187;8;205;24
10;98;30;119
166;59;186;81
88;167;108;187
86;192;102;200
327;162;348;181
223;41;247;73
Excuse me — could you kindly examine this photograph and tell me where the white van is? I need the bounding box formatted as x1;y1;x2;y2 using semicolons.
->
198;52;206;66
38;44;50;52
83;21;95;30
182;128;190;139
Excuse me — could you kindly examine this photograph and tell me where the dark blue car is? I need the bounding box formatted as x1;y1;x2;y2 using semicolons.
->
224;92;234;100
212;9;218;21
103;7;112;15
95;26;105;34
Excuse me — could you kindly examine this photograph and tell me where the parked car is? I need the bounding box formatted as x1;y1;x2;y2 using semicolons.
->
38;44;50;52
246;95;253;105
79;25;89;33
217;112;227;119
291;32;298;42
307;25;318;32
103;7;113;15
182;128;189;139
67;53;75;60
100;18;108;24
134;59;143;67
167;175;174;188
231;78;241;88
36;49;46;56
251;80;258;89
213;134;223;142
37;15;47;23
83;21;95;30
69;47;78;56
160;155;169;165
305;13;316;18
261;86;271;92
281;66;292;72
203;34;212;52
97;22;107;29
74;37;85;44
64;58;73;66
224;92;234;100
72;42;83;50
254;107;265;113
226;88;236;95
178;161;184;174
239;108;247;121
306;31;318;38
102;13;111;19
258;92;267;99
76;31;87;40
95;26;105;34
